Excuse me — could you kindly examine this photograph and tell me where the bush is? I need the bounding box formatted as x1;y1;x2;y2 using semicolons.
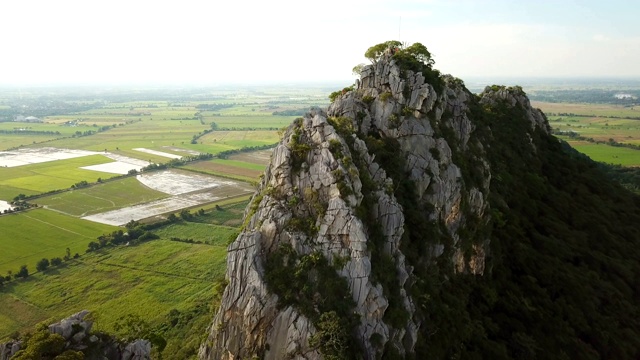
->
15;265;28;279
36;258;50;272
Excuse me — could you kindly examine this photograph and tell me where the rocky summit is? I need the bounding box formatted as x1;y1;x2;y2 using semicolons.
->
199;42;640;359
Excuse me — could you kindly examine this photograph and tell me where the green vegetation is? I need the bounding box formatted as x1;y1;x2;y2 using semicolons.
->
408;88;640;359
0;239;228;358
0;209;117;275
153;222;239;246
36;177;167;216
264;246;360;359
571;142;640;166
0;155;117;201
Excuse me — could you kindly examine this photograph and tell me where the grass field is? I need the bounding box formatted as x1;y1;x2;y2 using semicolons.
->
36;177;168;216
568;141;640;166
201;115;295;129
533;101;640;118
198;130;280;148
184;159;266;182
0;209;118;275
192;200;250;227
534;101;640;167
0;155;118;201
153;222;239;246
0;239;227;356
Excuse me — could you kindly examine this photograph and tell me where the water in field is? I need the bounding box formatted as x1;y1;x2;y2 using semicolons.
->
0;200;13;212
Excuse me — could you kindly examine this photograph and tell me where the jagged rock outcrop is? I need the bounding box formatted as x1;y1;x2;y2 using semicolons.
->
200;52;552;359
0;311;151;360
0;341;20;360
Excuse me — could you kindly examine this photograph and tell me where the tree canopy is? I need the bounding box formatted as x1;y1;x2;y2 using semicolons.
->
363;40;434;69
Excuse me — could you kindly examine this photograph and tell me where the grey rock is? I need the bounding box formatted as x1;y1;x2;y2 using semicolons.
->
121;340;151;360
201;51;551;358
0;341;20;360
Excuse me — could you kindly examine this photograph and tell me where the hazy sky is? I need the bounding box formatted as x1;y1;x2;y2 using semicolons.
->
1;0;639;85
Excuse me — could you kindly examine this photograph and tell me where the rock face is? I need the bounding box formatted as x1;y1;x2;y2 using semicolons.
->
0;341;20;360
200;53;550;359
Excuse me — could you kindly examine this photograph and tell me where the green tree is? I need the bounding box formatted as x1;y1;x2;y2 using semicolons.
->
352;63;365;76
87;241;100;252
364;40;402;63
404;42;434;67
11;324;66;360
15;265;28;279
308;311;349;360
36;258;50;272
50;257;63;266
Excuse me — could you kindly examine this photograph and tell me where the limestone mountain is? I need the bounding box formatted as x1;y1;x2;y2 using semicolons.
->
199;42;640;359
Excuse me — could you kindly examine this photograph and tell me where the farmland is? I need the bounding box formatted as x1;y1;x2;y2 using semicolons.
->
184;158;267;182
0;209;118;275
0;239;228;357
534;101;640;166
36;177;168;216
0;154;118;200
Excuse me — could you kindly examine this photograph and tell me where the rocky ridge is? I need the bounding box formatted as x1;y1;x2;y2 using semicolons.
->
199;52;551;359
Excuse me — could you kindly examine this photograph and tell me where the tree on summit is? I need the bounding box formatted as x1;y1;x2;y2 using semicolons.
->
364;40;402;63
363;40;435;70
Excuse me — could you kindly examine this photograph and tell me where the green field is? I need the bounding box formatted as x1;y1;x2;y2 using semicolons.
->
202;115;295;129
0;155;117;201
154;222;239;246
0;239;227;357
36;177;168;216
533;101;640;119
533;101;640;167
569;141;640;166
0;209;118;275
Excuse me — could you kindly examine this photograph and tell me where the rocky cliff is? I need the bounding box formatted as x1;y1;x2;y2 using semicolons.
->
198;45;606;360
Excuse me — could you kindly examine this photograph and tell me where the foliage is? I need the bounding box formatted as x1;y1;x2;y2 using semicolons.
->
329;85;355;103
289;120;312;171
11;323;66;360
411;89;640;359
352;63;365;76
15;265;28;279
308;311;351;360
36;258;50;272
264;245;361;358
114;314;167;353
364;40;402;63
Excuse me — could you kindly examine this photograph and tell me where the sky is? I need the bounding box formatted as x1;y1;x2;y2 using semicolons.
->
1;0;639;85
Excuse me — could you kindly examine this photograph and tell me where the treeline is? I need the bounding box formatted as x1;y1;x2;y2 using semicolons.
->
548;112;640;120
552;129;640;151
0;248;79;288
85;208;214;253
196;103;234;111
530;89;640;104
0;129;61;135
272;109;307;116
